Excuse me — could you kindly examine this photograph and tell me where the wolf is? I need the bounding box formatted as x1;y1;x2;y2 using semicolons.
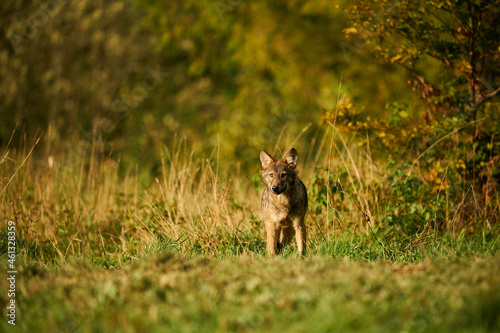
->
260;148;308;256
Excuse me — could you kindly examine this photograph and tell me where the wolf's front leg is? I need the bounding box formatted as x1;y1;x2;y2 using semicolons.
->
279;226;294;251
294;222;307;256
265;224;280;256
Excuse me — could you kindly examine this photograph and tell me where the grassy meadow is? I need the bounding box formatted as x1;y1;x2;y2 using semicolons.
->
1;130;499;332
3;254;500;333
2;0;500;331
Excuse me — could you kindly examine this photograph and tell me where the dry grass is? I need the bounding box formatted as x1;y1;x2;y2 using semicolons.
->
0;129;499;332
1;127;499;263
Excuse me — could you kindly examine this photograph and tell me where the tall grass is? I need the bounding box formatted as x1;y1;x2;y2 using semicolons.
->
1;126;500;332
1;129;263;265
1;126;499;267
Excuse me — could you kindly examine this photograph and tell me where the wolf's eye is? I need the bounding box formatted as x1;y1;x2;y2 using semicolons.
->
268;173;274;177
281;172;287;178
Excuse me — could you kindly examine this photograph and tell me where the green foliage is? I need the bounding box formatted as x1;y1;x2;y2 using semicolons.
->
319;1;500;238
0;0;156;144
250;173;265;191
341;0;500;156
0;0;415;172
381;164;434;236
346;0;500;118
308;167;350;217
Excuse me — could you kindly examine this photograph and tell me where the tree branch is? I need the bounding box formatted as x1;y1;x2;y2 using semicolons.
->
485;86;500;99
471;86;500;116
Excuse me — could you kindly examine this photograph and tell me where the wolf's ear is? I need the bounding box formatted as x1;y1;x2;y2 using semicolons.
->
260;149;275;169
283;148;298;169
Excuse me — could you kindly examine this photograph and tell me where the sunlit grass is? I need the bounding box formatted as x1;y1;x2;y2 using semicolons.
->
1;253;499;332
1;130;499;332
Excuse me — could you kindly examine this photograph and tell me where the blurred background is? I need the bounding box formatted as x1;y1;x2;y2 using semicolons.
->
1;0;420;174
1;0;499;207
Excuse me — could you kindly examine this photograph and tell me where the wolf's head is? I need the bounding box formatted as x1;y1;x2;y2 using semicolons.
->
260;148;298;195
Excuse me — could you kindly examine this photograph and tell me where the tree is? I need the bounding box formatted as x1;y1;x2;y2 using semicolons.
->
345;0;500;121
325;0;500;229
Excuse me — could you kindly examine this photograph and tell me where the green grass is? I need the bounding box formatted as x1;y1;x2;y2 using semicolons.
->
1;134;500;332
1;232;499;332
1;252;499;333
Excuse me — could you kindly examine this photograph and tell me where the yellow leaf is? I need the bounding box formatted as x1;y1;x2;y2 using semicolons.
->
344;27;358;36
390;54;402;63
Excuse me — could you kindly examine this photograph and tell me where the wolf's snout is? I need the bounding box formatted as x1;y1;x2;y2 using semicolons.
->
272;186;285;195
